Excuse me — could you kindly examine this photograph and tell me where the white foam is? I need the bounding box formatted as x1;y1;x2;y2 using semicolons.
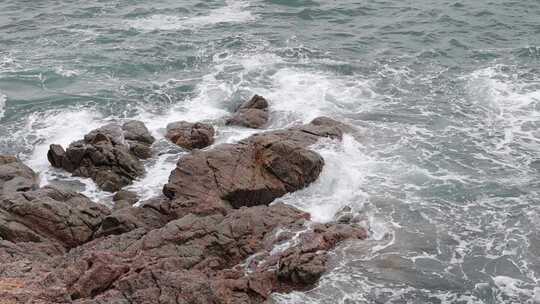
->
492;276;534;300
126;0;255;31
0;92;6;120
278;135;373;223
54;66;80;77
19;108;107;200
259;68;377;127
0;55;16;72
466;66;540;150
128;152;185;202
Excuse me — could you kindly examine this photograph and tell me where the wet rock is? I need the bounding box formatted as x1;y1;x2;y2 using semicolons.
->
111;189;139;212
165;121;215;150
0;118;366;304
226;95;270;129
334;205;354;224
113;190;139;205
0;156;39;195
47;121;155;192
163;117;348;209
122;120;155;145
123;120;155;159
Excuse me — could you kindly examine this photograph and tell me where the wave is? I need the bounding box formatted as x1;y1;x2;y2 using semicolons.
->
0;92;5;120
465;65;540;156
126;0;255;31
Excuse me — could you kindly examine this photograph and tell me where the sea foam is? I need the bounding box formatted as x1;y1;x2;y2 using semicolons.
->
0;92;5;120
126;0;255;31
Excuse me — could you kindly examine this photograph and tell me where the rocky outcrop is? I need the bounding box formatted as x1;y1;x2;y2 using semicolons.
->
0;155;39;195
163;117;346;209
2;203;366;303
0;186;110;248
165;121;215;150
226;95;269;129
0;116;366;303
47;121;155;192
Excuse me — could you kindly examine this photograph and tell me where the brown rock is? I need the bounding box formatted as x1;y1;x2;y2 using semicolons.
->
47;121;154;192
113;190;139;204
165;121;215;150
0;118;366;304
0;186;110;248
163;117;347;209
226;95;270;129
0;156;39;195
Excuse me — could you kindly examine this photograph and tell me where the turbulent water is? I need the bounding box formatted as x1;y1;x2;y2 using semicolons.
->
1;0;540;303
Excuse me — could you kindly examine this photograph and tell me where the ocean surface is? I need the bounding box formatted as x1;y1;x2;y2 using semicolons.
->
1;0;539;303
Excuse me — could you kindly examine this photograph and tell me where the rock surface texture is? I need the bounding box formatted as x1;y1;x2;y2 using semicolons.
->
164;117;346;209
47;121;155;192
226;95;270;129
0;116;367;304
165;121;215;150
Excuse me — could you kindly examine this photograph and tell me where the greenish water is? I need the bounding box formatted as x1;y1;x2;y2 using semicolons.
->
1;0;539;303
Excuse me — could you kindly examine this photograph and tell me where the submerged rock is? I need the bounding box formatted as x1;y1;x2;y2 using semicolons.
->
226;95;270;129
47;121;155;192
165;121;215;150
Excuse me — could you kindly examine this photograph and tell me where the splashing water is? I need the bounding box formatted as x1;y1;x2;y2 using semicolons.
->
1;0;540;302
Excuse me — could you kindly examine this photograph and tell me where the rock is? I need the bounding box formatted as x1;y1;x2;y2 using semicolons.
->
113;190;139;205
163;117;348;209
123;121;155;159
94;205;168;237
0;118;366;304
0;156;39;195
276;223;368;286
122;120;155;145
47;144;66;168
112;190;139;211
128;141;153;159
47;121;154;192
0;186;110;248
16;203;366;303
226;95;270;129
112;199;131;211
165;121;215;150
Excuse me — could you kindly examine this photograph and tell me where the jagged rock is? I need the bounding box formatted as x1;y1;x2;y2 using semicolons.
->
165;121;215;150
0;118;366;304
163;117;348;209
20;203;366;303
47;121;155;192
122;120;155;145
0;155;39;195
123;120;155;159
94;205;168;237
226;95;269;129
0;186;110;248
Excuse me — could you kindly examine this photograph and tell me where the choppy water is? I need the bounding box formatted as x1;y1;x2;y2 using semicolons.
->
1;0;540;303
